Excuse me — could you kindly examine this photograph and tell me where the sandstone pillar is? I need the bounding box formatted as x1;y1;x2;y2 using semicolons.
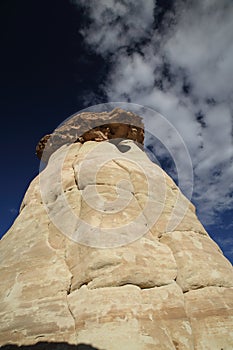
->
0;109;233;350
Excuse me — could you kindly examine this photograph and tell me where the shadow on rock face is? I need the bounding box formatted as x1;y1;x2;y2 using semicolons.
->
0;343;102;350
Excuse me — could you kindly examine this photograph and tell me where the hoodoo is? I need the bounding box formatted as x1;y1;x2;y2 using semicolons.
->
0;108;233;349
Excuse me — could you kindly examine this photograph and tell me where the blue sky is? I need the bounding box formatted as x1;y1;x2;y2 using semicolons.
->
0;0;232;263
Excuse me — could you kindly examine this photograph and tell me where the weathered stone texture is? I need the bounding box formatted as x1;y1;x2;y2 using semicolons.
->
0;138;233;349
36;108;144;161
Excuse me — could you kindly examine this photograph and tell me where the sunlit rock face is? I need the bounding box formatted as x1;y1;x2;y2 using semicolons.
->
36;108;144;162
1;110;233;350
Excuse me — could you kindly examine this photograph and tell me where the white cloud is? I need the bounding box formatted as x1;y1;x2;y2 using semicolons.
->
73;0;233;225
75;0;155;55
164;0;233;102
106;53;156;98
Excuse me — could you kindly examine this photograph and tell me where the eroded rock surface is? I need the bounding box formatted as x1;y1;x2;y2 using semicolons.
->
1;138;233;349
36;108;144;162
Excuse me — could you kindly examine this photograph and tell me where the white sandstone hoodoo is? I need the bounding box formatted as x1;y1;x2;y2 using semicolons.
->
0;109;233;350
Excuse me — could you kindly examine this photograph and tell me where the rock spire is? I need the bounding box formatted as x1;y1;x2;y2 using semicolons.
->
0;109;233;349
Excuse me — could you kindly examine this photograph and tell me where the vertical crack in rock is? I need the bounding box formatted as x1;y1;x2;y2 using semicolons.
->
66;297;76;340
112;158;151;229
63;239;77;339
46;223;77;341
182;289;195;346
64;241;73;296
72;161;80;191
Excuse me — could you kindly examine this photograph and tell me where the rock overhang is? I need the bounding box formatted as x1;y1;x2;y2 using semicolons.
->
36;108;144;162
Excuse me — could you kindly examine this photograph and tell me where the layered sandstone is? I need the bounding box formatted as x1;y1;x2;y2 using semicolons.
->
0;112;233;349
36;108;144;162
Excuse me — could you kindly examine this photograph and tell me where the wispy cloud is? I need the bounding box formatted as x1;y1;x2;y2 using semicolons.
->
72;0;233;225
75;0;155;54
